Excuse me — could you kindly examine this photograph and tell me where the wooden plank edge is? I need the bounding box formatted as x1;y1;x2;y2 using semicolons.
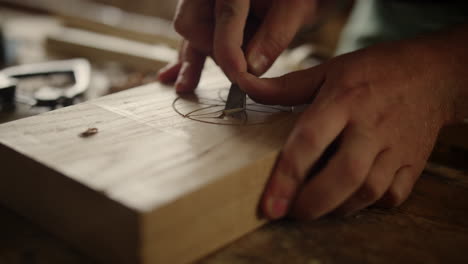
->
45;27;176;70
0;143;140;264
60;15;180;48
141;151;279;264
0;0;181;48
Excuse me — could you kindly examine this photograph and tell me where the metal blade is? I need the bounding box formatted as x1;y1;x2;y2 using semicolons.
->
223;83;246;117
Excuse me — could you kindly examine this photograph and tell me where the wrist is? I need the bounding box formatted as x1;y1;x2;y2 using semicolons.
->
420;25;468;124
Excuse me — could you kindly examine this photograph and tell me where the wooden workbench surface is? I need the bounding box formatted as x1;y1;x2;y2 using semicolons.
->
1;159;468;264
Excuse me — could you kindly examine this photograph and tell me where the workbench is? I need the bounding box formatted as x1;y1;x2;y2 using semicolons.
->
1;4;468;264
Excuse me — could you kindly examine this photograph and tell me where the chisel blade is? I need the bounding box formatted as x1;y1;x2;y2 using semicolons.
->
223;83;246;118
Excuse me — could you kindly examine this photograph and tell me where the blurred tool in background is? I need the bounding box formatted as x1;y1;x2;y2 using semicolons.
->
0;23;16;68
0;59;91;112
0;1;178;121
0;26;5;68
0;73;15;111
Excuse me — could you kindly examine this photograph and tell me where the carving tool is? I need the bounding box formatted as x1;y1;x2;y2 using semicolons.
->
223;83;246;117
0;58;91;111
223;27;251;118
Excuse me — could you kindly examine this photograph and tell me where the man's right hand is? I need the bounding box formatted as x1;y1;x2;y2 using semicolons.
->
158;0;318;93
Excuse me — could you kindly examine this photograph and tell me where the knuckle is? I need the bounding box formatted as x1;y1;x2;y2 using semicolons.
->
359;181;384;202
173;1;189;35
278;152;303;185
385;167;416;207
290;127;322;158
292;125;319;147
174;16;189;37
342;157;367;187
385;187;405;207
334;79;372;105
261;32;290;58
371;110;393;130
215;0;238;23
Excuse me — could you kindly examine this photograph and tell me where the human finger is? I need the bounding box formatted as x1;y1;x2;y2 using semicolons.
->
377;165;418;208
291;125;381;220
334;148;398;215
173;0;214;54
246;0;313;75
174;43;207;93
158;62;183;84
236;64;327;106
158;40;188;84
213;0;250;81
261;97;348;219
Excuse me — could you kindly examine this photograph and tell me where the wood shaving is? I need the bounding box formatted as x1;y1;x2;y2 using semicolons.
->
79;127;99;138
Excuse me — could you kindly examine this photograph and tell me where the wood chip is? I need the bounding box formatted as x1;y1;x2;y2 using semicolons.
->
79;127;98;138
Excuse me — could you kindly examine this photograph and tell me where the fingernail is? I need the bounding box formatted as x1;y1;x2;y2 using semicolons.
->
267;196;289;219
248;52;269;75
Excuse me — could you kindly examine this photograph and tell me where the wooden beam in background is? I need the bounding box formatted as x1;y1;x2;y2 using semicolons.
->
46;27;177;71
0;0;180;47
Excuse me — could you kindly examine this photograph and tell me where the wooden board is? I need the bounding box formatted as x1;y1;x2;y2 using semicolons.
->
0;65;299;264
0;0;180;47
46;27;177;71
1;137;468;264
93;0;177;21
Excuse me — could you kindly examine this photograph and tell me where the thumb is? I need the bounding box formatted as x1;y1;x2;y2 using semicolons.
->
213;0;250;81
246;0;315;76
237;64;327;106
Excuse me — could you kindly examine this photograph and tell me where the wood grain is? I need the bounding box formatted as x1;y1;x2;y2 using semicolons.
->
0;0;180;47
93;0;177;21
2;167;468;264
46;27;177;71
0;64;299;263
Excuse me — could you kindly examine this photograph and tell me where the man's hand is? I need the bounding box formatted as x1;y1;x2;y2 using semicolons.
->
237;31;468;219
158;0;318;93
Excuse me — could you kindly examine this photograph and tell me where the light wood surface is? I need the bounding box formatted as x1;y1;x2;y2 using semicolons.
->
0;0;180;47
93;0;177;21
1;148;468;264
0;63;299;263
46;27;177;71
